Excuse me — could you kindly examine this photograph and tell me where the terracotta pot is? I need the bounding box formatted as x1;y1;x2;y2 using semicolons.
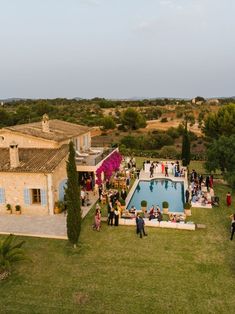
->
163;207;169;214
15;211;21;215
54;207;61;214
141;206;147;213
184;209;192;216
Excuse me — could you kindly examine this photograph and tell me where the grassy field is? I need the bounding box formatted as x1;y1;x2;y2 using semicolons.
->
0;181;234;314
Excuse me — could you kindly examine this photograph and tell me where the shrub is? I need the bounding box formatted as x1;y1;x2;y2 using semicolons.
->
119;199;125;206
6;204;12;211
141;200;147;207
166;127;180;139
150;133;174;149
160;117;168;123
100;116;116;130
184;202;191;209
160;146;179;159
162;201;169;208
120;135;140;149
57;201;66;212
15;205;21;212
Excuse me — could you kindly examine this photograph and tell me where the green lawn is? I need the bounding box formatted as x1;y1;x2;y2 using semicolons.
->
1;180;235;313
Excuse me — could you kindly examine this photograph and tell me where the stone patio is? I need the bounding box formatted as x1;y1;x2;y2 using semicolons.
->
0;192;97;239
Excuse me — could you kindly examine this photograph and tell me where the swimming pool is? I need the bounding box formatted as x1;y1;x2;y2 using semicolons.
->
127;179;185;213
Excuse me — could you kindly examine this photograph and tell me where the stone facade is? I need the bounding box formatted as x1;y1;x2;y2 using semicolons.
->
0;130;58;148
0;129;91;151
0;156;69;216
0;116;94;216
0;172;48;215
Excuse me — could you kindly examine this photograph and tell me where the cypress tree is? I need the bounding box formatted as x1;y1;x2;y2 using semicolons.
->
181;123;191;166
66;141;81;247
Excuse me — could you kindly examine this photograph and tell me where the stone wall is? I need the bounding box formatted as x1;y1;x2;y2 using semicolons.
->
52;158;68;203
0;131;58;148
0;172;48;215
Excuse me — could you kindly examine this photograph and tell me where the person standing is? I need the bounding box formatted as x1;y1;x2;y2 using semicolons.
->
137;216;147;238
121;188;127;200
93;207;101;231
230;214;235;240
136;213;140;235
108;207;114;226
136;168;140;179
126;177;130;189
156;208;163;222
98;185;103;202
150;163;154;178
226;192;232;207
205;176;210;191
209;175;214;188
114;207;119;226
81;188;85;206
199;174;203;189
185;189;190;203
165;163;169;177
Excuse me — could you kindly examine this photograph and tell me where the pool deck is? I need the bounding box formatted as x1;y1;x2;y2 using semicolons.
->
119;218;196;231
125;170;188;211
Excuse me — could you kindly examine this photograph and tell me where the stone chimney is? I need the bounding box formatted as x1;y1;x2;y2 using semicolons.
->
42;114;50;133
9;141;20;168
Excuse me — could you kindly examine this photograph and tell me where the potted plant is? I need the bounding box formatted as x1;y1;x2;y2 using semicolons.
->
54;201;62;214
162;201;169;214
184;202;192;216
15;205;21;215
6;204;12;214
141;200;147;213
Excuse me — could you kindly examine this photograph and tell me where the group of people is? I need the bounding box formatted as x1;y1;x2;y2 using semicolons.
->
90;156;235;242
144;160;185;178
169;213;185;223
188;170;216;206
148;205;163;221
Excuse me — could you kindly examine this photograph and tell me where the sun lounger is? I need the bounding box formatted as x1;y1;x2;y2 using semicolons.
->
76;150;89;157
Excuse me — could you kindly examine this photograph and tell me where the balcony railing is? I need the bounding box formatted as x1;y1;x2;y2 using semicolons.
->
76;147;117;166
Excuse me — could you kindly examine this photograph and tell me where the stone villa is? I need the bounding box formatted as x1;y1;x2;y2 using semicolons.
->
0;115;117;215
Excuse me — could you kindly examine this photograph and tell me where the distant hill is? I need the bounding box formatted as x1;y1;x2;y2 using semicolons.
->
0;98;27;103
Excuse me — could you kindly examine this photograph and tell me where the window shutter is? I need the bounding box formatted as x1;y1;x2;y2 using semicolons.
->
0;188;5;204
40;189;47;206
24;188;30;206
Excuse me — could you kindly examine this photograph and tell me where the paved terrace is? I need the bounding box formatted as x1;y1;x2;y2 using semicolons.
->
76;147;117;166
0;192;98;240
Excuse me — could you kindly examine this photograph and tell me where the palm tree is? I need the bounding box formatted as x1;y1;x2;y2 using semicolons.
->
0;234;27;280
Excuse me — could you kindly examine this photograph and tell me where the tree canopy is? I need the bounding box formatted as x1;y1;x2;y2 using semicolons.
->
121;108;146;130
181;124;191;166
100;116;116;130
205;135;235;188
204;104;235;188
66;142;81;247
204;104;235;139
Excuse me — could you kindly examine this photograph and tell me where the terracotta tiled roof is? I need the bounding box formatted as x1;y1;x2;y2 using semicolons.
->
3;119;90;142
0;144;68;173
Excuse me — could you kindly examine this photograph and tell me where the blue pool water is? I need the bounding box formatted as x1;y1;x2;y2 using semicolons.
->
127;179;185;213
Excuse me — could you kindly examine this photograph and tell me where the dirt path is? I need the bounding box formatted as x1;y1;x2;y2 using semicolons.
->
91;119;202;138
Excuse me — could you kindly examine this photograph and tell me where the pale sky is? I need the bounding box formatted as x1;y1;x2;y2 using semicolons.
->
0;0;234;99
